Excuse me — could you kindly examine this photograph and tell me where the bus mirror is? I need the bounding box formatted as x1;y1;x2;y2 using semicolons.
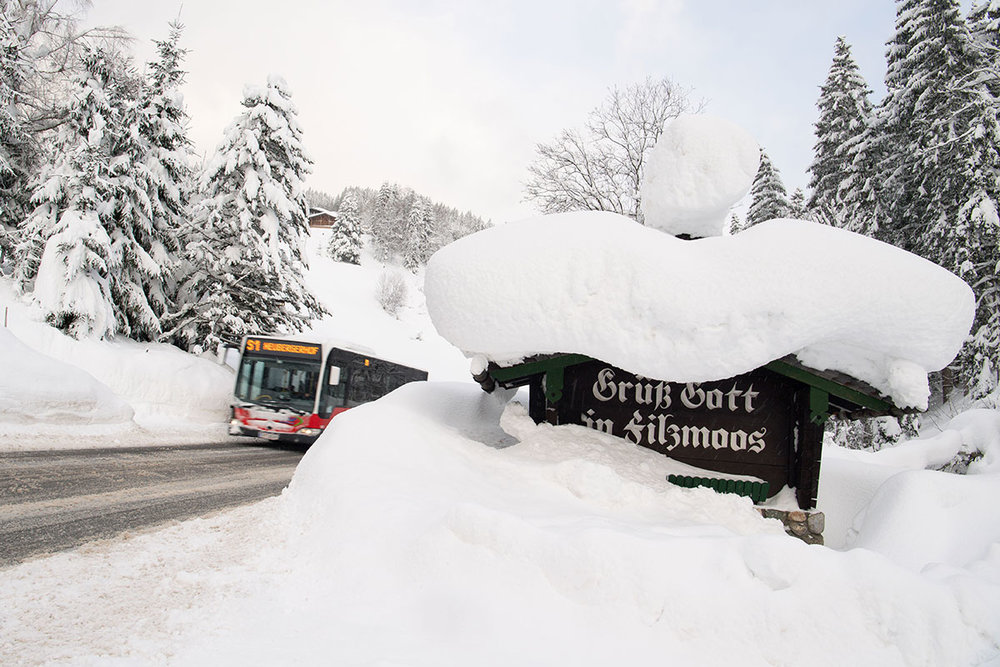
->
328;366;342;385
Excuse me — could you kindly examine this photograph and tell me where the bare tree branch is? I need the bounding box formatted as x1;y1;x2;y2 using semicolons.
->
524;76;704;223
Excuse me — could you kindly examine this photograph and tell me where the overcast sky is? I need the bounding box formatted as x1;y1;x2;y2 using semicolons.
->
83;1;908;223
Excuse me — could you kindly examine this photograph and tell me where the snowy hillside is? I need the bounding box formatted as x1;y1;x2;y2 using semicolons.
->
296;230;472;383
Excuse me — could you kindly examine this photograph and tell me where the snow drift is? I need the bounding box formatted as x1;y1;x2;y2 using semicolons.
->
200;382;995;666
0;326;133;427
425;212;974;409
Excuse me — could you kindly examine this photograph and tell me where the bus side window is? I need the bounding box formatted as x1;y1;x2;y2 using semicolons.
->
346;360;371;408
320;363;347;416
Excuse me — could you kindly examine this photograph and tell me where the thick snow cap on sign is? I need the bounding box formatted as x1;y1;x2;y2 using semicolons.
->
425;212;975;410
641;114;760;237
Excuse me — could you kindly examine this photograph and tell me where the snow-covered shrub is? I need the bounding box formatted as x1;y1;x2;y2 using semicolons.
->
827;414;919;451
376;269;408;317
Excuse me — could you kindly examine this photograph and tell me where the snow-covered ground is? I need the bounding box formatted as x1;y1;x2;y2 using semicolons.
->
1;228;999;665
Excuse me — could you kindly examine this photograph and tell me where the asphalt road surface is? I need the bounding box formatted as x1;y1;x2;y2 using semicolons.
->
0;441;305;567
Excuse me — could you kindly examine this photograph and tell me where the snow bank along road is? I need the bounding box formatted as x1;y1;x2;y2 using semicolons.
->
0;442;303;566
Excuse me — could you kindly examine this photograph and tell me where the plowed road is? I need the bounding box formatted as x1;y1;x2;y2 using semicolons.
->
0;442;304;567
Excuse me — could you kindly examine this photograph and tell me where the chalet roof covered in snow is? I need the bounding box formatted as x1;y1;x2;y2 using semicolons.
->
425;212;975;410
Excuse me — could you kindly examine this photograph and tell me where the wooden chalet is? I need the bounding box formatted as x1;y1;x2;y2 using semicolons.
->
308;208;338;229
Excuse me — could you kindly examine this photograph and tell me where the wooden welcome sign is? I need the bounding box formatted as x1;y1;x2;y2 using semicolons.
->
479;354;897;510
560;360;796;495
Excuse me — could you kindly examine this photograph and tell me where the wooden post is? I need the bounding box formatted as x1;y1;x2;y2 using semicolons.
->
794;386;827;510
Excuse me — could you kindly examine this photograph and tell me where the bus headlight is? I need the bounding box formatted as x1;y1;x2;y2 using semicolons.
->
298;428;322;437
229;419;242;435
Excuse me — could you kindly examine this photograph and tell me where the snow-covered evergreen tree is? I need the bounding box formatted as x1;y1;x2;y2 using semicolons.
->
403;195;434;270
969;1;1000;90
878;0;1000;390
0;6;35;268
131;21;193;331
745;150;791;228
727;211;747;235
370;181;406;260
789;188;809;219
966;2;1000;397
91;23;194;342
327;190;362;264
839;110;886;238
17;48;136;338
808;36;873;225
15;35;190;342
0;2;135;273
170;75;323;352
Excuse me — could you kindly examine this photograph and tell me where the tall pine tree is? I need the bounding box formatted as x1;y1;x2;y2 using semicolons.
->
369;181;406;260
130;21;193;334
0;6;36;268
878;0;1000;390
968;1;1000;395
403;195;434;270
808;36;873;227
170;75;323;352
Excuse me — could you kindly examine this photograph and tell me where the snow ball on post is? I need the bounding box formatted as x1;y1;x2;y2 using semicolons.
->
641;114;760;238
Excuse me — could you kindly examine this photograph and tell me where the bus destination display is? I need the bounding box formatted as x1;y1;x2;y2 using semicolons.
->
243;337;321;360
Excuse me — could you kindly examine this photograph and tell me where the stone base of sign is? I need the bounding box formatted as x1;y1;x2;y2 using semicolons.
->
758;508;825;545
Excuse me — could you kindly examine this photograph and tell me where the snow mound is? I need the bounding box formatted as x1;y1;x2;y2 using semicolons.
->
0;327;133;427
266;383;998;666
850;468;1000;572
0;280;236;433
3;383;1000;665
425;212;974;409
641;114;760;237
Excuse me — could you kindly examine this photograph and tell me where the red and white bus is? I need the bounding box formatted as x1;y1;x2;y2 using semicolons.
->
229;335;428;445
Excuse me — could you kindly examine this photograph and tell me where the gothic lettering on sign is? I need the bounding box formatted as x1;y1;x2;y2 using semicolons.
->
559;360;797;492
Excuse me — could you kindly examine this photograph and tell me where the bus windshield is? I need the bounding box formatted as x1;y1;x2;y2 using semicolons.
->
235;355;320;413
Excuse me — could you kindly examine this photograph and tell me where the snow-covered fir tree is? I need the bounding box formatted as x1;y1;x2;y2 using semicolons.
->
969;1;1000;94
0;0;118;270
727;211;746;235
838;113;884;238
0;5;37;269
403;195;434;270
130;21;193;331
851;0;925;249
82;23;195;342
16;48;139;338
789;188;809;219
327;190;362;265
808;36;873;225
875;0;1000;391
170;75;323;352
369;181;405;260
968;2;1000;396
745;150;791;228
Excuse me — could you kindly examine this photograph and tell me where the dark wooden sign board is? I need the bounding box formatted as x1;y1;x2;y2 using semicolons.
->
479;354;899;510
